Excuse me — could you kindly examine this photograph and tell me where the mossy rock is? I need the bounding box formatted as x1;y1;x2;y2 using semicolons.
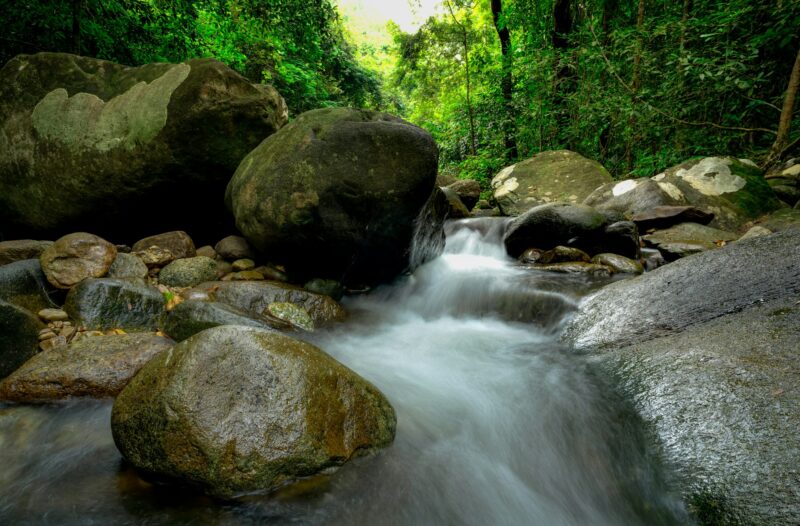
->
162;300;278;342
64;278;166;331
111;325;397;498
158;256;218;287
0;300;44;379
0;259;58;313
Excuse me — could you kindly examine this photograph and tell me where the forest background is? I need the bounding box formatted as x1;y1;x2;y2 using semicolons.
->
2;0;798;190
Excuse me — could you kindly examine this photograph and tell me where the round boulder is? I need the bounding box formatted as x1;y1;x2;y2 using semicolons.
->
491;150;612;216
111;325;396;497
225;107;438;287
39;233;117;289
158;256;218;288
503;203;608;257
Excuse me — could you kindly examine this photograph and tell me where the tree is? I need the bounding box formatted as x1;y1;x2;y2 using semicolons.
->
490;0;517;160
445;0;477;156
767;47;800;165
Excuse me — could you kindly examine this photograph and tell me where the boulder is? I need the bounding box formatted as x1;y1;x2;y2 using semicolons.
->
583;178;683;217
408;188;449;271
631;206;714;232
491;150;612;216
158;256;218;287
265;302;315;331
503;203;608;257
213;235;254;260
530;262;612;276
651;157;783;231
441;187;471;219
738;225;772;241
0;240;52;266
765;159;800;206
304;278;345;301
445;179;481;210
195;245;217;259
0;53;288;240
0;333;173;401
590;253;643;274
759;208;800;232
185;281;346;327
162;300;278;342
0;259;58;312
642;223;737;261
131;231;195;261
537;246;590;264
39;232;116;289
64;278;166;331
111;326;396;497
107;253;148;280
0;300;44;379
225;107;438;287
563;229;800;524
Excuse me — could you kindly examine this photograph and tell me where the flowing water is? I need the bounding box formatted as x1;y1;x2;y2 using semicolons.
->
0;218;689;525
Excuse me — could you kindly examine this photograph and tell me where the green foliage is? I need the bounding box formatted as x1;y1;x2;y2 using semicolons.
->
0;0;383;113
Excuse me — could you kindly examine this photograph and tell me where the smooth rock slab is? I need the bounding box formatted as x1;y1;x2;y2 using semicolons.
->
186;281;346;327
65;278;166;331
0;300;44;379
111;326;396;498
0;333;174;401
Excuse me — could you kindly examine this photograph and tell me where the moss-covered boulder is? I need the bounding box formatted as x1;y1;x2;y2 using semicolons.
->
162;300;278;342
107;253;148;281
0;333;173;401
184;281;346;327
65;278;166;331
491;150;612;216
651;157;783;231
111;325;396;498
562;229;800;524
158;256;217;287
225;107;438;287
0;53;287;240
0;300;44;379
0;259;58;313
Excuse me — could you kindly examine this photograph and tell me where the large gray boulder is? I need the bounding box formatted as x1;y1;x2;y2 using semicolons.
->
563;229;800;524
0;52;288;240
503;203;608;257
225;107;438;287
491;150;612;216
111;325;396;498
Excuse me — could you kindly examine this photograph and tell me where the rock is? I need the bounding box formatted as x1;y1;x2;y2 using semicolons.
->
436;173;458;187
64;278;166;331
195;245;217;259
213;236;254;261
651;157;783;231
0;240;52;266
590;221;641;260
562;229;800;524
0;333;173;401
216;260;234;278
530;262;612;277
186;281;346;327
641;248;666;271
642;223;738;261
39;233;117;289
408;188;449;271
304;278;345;301
0;300;44;379
491;150;612;216
519;248;544;264
226;270;265;281
631;205;714;232
225;107;438;288
39;334;67;352
738;225;772;241
231;258;255;272
476;199;492;210
107;253;148;281
0;259;58;312
253;265;288;282
133;246;177;268
158;256;218;288
503;203;608;257
111;326;397;498
132;231;195;261
537;246;591;264
162;300;278;342
266;302;315;331
0;53;288;240
37;308;68;322
583;178;683;217
759;208;800;232
441;187;471;219
765;159;800;206
590;253;643;274
445;179;481;210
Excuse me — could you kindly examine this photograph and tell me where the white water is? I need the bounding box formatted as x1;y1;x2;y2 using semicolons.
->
0;218;688;525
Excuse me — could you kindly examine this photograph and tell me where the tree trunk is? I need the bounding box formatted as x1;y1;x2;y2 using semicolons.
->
71;0;83;55
626;0;645;172
766;48;800;165
491;0;518;160
446;0;477;156
552;0;574;147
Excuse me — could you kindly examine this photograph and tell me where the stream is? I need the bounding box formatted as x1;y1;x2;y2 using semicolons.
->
0;218;690;525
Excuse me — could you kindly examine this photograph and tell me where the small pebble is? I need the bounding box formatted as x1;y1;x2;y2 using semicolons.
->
38;308;69;322
52;321;63;329
60;326;77;340
38;329;56;341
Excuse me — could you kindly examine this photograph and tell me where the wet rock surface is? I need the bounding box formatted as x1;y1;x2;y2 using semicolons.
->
111;325;397;498
0;333;174;401
0;259;58;313
0;300;44;379
162;300;278;342
0;240;53;266
39;233;117;289
65;278;166;331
